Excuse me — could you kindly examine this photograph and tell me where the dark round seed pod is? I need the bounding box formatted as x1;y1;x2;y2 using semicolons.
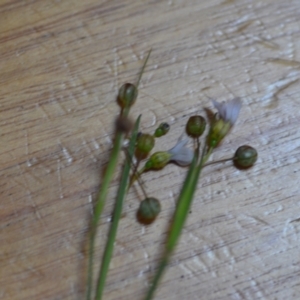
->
154;122;170;137
117;83;138;109
135;134;155;160
234;145;258;168
186;115;206;138
137;197;161;225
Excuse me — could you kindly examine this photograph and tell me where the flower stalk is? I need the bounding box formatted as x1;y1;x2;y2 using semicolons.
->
144;144;207;300
95;116;141;300
86;50;151;300
144;98;242;300
130;137;194;187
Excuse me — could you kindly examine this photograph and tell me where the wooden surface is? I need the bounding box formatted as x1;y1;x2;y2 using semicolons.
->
1;0;300;299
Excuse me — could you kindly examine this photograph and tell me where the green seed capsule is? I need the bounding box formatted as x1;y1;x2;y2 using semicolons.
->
154;122;170;137
137;197;161;225
135;134;155;160
117;83;138;109
234;145;258;168
144;151;172;171
186;115;206;138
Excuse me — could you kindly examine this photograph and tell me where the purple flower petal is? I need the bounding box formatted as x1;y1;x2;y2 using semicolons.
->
168;138;193;166
212;98;241;125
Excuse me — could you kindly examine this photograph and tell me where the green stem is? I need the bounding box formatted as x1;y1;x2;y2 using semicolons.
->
86;130;124;300
86;50;151;300
203;146;213;164
144;144;210;300
95;116;141;300
128;165;146;190
203;156;234;168
145;257;168;300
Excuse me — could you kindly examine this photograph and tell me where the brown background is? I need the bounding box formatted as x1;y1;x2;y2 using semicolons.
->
1;0;300;299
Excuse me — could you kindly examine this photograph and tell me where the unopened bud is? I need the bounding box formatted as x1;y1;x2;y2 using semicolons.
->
117;83;138;109
154;122;170;138
144;151;171;171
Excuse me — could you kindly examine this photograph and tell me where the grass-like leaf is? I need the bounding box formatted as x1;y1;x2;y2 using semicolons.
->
86;50;151;300
86;129;125;300
95;115;141;300
144;145;209;300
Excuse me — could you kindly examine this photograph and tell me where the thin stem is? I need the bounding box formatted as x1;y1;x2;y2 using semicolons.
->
203;156;234;168
144;257;168;300
128;165;146;189
136;49;152;88
144;143;210;300
166;143;206;252
203;146;213;164
124;149;148;199
95;116;141;300
86;51;151;300
86;130;124;300
135;171;148;199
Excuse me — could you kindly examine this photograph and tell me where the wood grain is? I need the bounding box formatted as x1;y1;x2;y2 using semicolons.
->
1;0;300;299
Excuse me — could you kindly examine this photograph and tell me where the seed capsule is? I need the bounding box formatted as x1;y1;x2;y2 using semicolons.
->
137;197;161;225
144;151;172;171
135;134;155;160
117;83;138;109
186;115;206;138
234;145;258;168
154;122;170;138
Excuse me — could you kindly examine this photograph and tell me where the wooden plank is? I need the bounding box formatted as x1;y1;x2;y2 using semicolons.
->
1;0;300;299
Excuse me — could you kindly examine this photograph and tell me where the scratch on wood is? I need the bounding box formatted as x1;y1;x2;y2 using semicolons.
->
28;193;43;222
266;58;300;68
61;145;74;164
36;101;52;119
22;131;28;157
57;159;64;199
290;217;300;223
261;73;299;107
233;19;254;33
246;214;270;226
13;166;45;223
88;194;94;215
253;36;280;50
81;138;98;162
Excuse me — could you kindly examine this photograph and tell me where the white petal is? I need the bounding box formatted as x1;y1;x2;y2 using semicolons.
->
168;138;193;166
171;147;194;166
168;139;188;155
212;99;225;118
212;98;241;124
227;98;241;124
